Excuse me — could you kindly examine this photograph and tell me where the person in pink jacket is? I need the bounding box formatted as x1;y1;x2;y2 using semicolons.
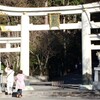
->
15;70;25;98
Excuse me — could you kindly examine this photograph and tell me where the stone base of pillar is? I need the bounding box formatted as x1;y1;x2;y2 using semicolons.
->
79;84;93;90
79;73;93;91
82;73;92;85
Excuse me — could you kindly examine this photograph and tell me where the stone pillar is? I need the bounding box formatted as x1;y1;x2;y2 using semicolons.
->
21;13;29;76
82;10;92;85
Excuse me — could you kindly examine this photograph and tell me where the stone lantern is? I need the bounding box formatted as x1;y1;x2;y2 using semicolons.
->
96;51;100;67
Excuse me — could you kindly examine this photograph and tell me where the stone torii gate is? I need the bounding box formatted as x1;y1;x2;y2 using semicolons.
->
0;2;100;86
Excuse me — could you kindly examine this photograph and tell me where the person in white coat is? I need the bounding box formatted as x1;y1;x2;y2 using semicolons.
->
5;65;14;95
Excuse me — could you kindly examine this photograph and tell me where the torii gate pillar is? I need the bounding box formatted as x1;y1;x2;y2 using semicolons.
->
21;13;29;76
82;10;92;85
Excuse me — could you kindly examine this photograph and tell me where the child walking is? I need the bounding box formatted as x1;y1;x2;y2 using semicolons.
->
15;70;25;98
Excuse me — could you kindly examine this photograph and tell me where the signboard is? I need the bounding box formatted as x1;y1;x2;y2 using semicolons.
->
49;13;60;29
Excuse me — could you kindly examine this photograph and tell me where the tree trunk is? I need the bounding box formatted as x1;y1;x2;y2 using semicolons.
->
36;54;43;76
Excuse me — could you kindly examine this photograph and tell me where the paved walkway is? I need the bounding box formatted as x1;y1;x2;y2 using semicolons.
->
0;75;100;100
0;84;100;100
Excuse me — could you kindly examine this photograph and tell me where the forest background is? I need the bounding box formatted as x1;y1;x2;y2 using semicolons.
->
0;0;99;81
